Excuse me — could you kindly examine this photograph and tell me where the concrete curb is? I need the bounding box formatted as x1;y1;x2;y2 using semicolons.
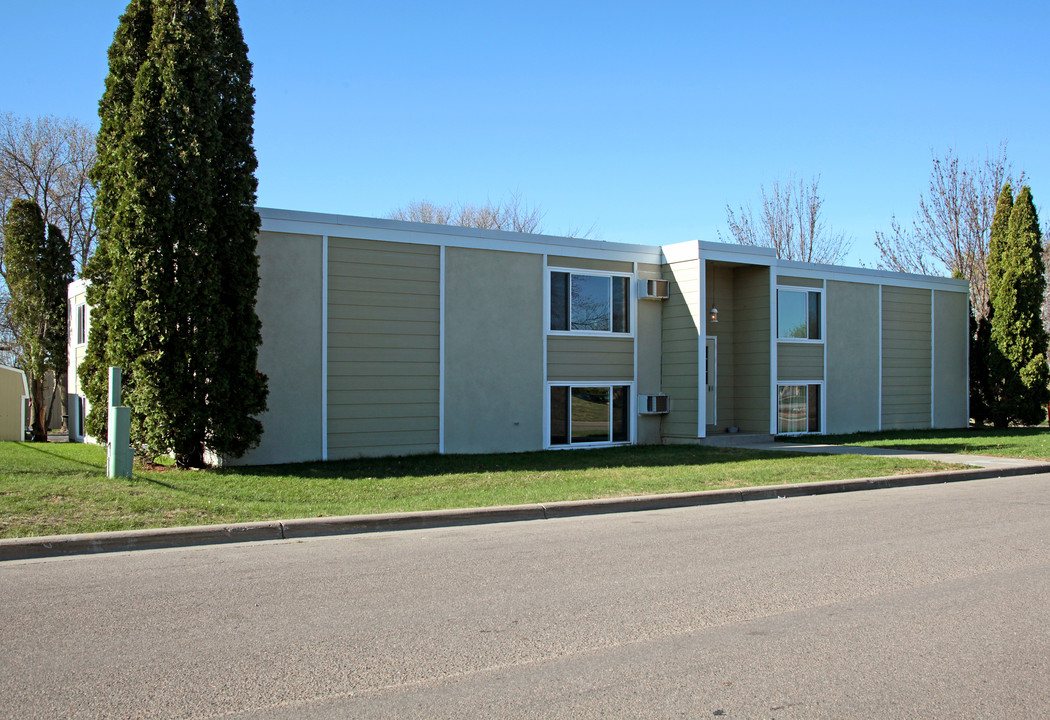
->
3;463;1049;562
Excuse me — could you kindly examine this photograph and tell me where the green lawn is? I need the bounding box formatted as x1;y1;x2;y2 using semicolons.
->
0;441;961;539
791;427;1050;460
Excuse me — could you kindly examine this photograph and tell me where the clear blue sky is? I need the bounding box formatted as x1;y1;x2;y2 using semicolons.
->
3;1;1048;267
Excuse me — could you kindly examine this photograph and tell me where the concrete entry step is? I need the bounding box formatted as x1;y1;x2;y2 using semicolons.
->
698;432;774;447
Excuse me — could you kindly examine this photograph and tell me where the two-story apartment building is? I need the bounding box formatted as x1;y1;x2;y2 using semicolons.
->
68;207;969;465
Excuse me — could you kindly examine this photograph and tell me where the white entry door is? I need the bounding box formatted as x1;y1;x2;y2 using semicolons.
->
705;336;717;425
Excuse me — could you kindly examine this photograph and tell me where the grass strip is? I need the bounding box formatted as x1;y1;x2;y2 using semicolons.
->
0;441;961;539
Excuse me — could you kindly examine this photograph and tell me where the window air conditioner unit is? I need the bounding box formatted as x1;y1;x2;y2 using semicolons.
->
639;394;670;414
639;278;669;300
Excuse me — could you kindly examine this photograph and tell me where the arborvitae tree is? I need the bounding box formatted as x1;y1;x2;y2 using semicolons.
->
82;0;154;442
986;184;1013;310
988;186;1049;426
83;0;267;467
969;309;993;426
5;199;74;440
204;0;267;459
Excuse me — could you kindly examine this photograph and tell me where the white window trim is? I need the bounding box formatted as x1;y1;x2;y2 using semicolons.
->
775;286;824;343
775;380;824;435
74;303;88;347
545;381;636;449
546;267;636;339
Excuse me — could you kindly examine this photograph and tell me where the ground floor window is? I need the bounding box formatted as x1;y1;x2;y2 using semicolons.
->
777;384;821;434
550;385;631;446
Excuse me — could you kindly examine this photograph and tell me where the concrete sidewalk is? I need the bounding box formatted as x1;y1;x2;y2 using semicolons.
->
3;445;1050;562
735;439;1047;472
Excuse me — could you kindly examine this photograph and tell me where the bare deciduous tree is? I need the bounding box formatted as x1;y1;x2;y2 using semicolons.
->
391;191;545;233
0;291;15;367
721;175;851;265
875;145;1021;316
0;113;97;279
390;191;596;238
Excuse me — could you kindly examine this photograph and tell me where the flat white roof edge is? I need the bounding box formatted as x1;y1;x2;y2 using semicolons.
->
257;207;968;292
68;278;89;299
257;207;664;263
772;257;970;291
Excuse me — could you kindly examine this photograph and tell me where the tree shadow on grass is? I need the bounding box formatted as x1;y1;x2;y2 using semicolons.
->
13;442;106;471
214;444;843;483
11;442;180;490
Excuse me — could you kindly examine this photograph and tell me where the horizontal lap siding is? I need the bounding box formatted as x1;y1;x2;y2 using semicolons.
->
547;255;633;274
776;275;823;288
881;286;931;429
327;237;440;458
547;336;634;381
661;260;700;438
777;343;824;381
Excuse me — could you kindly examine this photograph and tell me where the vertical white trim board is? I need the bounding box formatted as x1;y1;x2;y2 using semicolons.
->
698;258;707;439
439;245;446;454
768;263;778;435
632;261;639;445
321;235;329;461
930;288;935;428
542;255;549;448
877;284;882;431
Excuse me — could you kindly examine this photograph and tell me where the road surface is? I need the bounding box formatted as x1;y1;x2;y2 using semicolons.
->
2;474;1049;719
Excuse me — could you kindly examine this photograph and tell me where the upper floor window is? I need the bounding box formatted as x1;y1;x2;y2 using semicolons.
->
550;271;630;333
75;304;86;345
777;289;821;340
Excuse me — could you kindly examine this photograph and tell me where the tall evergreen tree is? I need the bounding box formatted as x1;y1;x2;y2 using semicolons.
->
986;184;1013;310
987;185;1049;426
82;0;267;466
968;309;992;426
980;184;1014;424
81;0;154;443
204;0;267;459
5;199;74;440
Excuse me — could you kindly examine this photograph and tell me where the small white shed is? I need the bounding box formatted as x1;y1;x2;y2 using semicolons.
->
0;365;28;442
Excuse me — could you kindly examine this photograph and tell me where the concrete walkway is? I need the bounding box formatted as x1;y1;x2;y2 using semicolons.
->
3;443;1050;562
735;439;1048;472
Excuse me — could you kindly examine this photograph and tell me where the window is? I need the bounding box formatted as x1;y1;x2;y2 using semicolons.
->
550;272;630;333
777;289;821;340
75;304;86;345
777;384;821;434
550;385;631;446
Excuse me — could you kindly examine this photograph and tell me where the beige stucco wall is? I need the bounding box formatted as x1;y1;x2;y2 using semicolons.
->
732;266;770;433
444;248;544;454
661;259;700;439
0;365;28;441
636;263;663;444
933;289;969;428
826;281;879;433
230;231;324;465
326;236;440;459
881;286;932;429
67;289;89;398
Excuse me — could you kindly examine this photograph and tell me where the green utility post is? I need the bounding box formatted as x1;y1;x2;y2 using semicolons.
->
107;367;133;478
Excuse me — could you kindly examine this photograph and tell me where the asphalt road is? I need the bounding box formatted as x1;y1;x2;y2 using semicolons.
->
2;474;1050;719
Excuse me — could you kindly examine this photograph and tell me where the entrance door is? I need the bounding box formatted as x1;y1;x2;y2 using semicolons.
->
705;336;717;425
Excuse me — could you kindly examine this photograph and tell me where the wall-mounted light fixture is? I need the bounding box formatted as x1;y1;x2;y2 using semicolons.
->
710;306;719;323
